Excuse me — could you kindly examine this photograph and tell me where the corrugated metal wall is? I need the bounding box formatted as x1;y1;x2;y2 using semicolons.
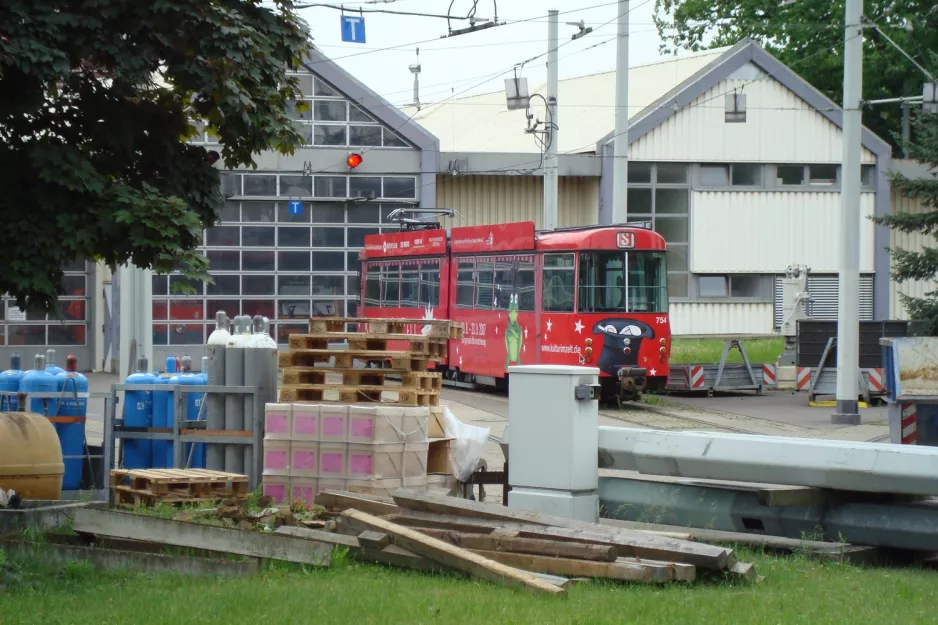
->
630;72;877;164
437;175;598;228
670;302;775;336
773;274;874;327
691;190;876;273
889;190;934;319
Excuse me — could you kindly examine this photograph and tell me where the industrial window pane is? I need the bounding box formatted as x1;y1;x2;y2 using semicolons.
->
365;265;380;306
170;299;203;320
207;300;239;319
277;227;310;248
628;162;652;183
347;275;360;297
242;251;275;273
152;300;168;320
313;124;347;146
475;261;494;310
241;226;275;247
293;122;313;146
278;300;311;319
278;275;310;296
241;275;274;295
699;275;728;297
278;201;311;223
169;324;204;345
699;164;729;186
493;261;514;311
314;77;338;97
776;165;804;185
48;325;85;346
809;164;838;185
668;273;688;298
286;99;312;121
170;274;203;295
311;300;343;316
152;274;169;295
419;263;440;308
349;125;382;147
655;189;688;215
312;251;345;272
279;175;313;197
348;252;360;270
243;175;277;196
732;164;762;186
242;300;275;319
401;267;419;307
654;216;688;243
220;173;241;198
293;74;314;97
242;201;275;222
277;323;307;344
861;164;875;187
627;188;652;216
730;274;762;298
312;227;344;247
312;203;345;223
61;259;85;272
347;227;380;248
381;265;400;307
152;324;168;346
206;250;239;271
456;261;475;309
347;300;359;317
349;177;382;200
656;163;687;184
206;274;238;296
279;251;310;272
12;304;45;321
61;275;86;297
349;104;375;123
206;226;239;246
383;177;417;199
314;100;346;122
56;300;86;322
381;205;409;222
219;201;240;222
383;131;407;148
314;176;347;198
8;325;45;346
347;204;379;223
666;245;688;272
312;275;344;296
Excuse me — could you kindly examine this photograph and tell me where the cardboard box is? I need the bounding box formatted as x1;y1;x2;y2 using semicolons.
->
262;440;291;477
320;406;349;442
428;407;446;439
427;438;454;474
291;404;320;441
264;403;292;440
290;442;319;478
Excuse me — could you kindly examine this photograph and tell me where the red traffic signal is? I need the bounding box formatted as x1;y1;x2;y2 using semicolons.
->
346;153;363;169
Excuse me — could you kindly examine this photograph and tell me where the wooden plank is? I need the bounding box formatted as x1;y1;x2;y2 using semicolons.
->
73;509;331;567
415;528;618;562
358;530;391;550
315;491;400;516
274;526;360;549
390;490;731;570
467;549;679;584
341;509;564;594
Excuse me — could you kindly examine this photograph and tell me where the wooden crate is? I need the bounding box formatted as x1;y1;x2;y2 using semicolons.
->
308;317;464;340
278;385;439;407
281;367;441;389
110;468;249;507
288;333;446;358
278;349;431;371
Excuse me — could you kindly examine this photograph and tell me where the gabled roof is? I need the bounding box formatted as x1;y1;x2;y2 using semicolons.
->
300;47;439;153
402;47;731;154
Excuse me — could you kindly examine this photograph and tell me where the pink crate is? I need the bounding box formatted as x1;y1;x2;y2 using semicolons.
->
291;478;319;507
262;440;290;476
264;403;292;440
318;443;347;479
262;477;289;504
319;406;348;442
291;404;320;441
290;442;319;478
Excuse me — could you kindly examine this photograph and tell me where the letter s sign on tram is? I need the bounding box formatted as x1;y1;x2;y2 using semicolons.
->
616;232;635;249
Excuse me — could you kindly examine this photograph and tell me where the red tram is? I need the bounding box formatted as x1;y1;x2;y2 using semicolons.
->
359;220;671;400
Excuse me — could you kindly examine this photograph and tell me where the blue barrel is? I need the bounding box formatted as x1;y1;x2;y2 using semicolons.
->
151;357;178;469
0;353;23;411
19;354;58;416
45;349;65;376
123;356;156;469
55;354;87;490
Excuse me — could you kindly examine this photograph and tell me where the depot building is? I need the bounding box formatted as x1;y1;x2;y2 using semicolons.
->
0;38;926;370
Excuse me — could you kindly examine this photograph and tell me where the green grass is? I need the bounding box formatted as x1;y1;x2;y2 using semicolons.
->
671;337;784;365
2;545;937;624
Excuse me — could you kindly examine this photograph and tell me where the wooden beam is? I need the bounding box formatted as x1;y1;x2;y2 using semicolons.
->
315;491;399;516
74;509;331;567
341;509;565;594
415;528;618;562
358;530;391;551
467;549;684;583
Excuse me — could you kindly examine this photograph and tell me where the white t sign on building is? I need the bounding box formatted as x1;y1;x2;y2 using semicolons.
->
340;15;366;44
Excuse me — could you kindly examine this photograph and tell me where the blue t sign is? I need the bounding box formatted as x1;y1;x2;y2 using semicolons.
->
288;200;302;216
340;15;366;44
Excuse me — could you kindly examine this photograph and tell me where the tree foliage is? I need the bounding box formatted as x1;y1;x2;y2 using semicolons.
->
653;0;938;152
872;111;938;332
0;1;312;314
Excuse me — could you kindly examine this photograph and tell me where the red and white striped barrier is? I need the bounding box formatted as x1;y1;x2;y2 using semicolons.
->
867;368;884;394
796;367;812;391
762;364;777;387
687;365;705;389
901;404;918;445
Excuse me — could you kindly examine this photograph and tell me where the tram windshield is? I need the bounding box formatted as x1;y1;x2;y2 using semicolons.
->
577;252;668;314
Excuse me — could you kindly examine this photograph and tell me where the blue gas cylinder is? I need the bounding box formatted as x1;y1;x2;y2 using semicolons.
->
45;349;65;376
123;356;156;469
55;354;88;491
0;353;24;411
19;354;58;416
169;357;207;469
151;357;178;469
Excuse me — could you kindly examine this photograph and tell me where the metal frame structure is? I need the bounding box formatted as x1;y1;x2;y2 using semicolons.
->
805;337;879;404
666;339;763;396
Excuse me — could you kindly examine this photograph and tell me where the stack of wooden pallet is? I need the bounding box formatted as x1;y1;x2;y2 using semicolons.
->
110;468;249;507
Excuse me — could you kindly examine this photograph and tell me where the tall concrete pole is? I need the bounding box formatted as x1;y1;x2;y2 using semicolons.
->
834;0;863;425
543;9;559;231
611;0;630;224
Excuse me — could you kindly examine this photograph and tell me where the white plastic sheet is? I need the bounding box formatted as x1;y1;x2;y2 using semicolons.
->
441;406;490;483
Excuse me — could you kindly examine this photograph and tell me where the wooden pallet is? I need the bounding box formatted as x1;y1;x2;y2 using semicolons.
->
288;334;447;358
278;349;431;371
308;317;464;340
281;367;442;390
278;385;440;407
110;469;249;507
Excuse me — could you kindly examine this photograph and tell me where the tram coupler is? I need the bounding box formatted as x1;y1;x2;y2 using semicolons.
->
616;367;648;402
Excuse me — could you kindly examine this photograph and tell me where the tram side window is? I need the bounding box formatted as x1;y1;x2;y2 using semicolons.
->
381;264;400;307
364;264;381;306
579;252;626;313
627;252;668;313
543;253;575;312
475;260;495;310
456;260;475;309
517;259;535;312
419;262;440;308
400;264;419;307
493;260;514;310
